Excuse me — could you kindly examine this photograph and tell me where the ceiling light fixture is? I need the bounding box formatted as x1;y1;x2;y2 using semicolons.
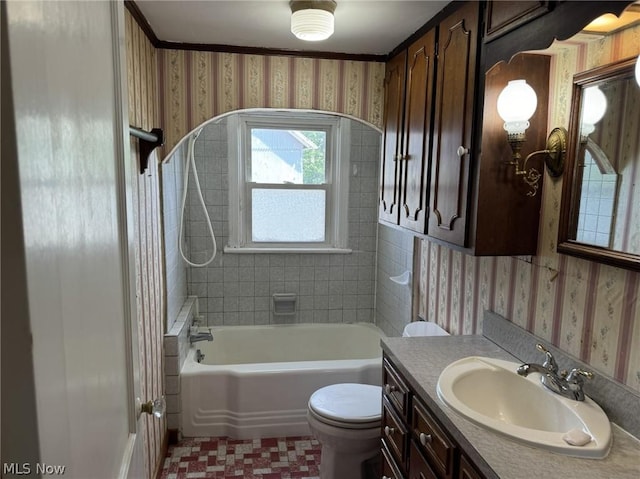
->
290;0;337;41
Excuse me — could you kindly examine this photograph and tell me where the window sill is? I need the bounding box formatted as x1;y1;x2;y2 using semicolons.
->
223;246;353;254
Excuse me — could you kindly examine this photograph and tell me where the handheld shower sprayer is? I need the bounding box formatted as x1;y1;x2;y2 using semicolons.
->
179;127;218;267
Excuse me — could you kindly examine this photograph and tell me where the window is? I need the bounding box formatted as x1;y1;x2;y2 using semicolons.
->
226;112;351;252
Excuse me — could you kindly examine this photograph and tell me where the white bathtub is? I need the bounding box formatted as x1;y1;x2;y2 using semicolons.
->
180;322;384;438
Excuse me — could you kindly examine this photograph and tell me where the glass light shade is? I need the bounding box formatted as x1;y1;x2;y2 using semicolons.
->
580;86;607;136
635;55;640;87
291;9;334;41
497;80;538;135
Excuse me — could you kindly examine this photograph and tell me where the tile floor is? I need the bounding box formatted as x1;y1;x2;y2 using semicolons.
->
159;436;321;479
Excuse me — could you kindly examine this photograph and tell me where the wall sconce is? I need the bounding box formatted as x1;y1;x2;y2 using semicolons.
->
290;0;337;41
497;79;567;197
635;54;640;87
580;85;607;140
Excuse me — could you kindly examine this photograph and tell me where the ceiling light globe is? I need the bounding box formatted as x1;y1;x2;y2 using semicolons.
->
497;79;538;134
291;8;334;41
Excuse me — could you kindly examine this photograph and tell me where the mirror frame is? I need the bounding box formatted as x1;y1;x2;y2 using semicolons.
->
558;56;640;272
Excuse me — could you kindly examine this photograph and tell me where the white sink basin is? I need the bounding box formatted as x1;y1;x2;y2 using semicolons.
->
437;356;611;458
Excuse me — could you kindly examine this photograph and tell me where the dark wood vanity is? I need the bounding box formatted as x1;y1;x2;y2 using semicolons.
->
382;354;485;479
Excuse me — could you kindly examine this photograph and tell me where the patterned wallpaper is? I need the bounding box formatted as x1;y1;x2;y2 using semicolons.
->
125;10;166;478
157;49;386;156
419;25;640;392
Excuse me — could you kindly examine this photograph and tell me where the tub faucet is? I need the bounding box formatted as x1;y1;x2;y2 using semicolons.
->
517;343;593;401
190;328;214;344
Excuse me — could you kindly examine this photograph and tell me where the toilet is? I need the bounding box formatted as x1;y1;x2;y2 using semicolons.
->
308;322;448;479
307;383;382;479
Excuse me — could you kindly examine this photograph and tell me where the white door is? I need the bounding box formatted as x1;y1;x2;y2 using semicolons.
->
4;1;145;477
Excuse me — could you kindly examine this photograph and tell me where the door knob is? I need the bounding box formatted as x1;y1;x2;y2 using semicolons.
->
137;396;166;418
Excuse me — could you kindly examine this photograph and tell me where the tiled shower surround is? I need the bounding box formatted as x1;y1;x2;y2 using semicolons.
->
162;115;382;328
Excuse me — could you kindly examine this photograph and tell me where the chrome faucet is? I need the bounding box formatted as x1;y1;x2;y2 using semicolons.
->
189;327;213;344
517;343;593;401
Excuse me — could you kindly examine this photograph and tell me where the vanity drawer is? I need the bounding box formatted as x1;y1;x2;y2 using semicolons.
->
411;398;457;479
383;396;409;467
382;439;406;479
383;356;410;419
409;439;438;479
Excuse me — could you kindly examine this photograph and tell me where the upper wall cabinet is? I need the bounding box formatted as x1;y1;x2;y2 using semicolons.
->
379;0;634;256
484;1;550;42
379;29;436;234
428;1;479;246
379;51;406;226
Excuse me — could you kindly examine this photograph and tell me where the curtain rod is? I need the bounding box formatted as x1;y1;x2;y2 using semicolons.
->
129;125;164;174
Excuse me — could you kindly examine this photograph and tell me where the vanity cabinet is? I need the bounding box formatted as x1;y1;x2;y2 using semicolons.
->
381;354;486;479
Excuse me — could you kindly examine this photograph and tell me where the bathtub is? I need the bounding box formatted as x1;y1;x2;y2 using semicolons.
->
180;322;384;438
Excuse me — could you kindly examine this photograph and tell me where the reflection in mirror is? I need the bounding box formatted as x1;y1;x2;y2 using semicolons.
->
559;56;640;270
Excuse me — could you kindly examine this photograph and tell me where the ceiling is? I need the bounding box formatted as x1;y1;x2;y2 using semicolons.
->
134;0;451;56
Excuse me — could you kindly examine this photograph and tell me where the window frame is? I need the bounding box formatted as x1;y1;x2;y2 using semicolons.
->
226;111;351;253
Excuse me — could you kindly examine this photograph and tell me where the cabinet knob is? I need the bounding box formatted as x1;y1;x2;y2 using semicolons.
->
384;425;395;437
419;432;433;446
384;383;397;394
457;146;469;157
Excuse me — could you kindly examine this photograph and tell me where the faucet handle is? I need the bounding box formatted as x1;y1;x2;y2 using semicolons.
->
535;343;559;373
566;368;594;383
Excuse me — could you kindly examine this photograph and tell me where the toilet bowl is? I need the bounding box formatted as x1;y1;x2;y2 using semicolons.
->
307;383;382;479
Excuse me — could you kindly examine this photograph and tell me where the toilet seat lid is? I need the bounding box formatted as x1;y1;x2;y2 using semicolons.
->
309;383;382;424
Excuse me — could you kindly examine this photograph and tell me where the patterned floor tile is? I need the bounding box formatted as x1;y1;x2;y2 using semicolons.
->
160;436;321;479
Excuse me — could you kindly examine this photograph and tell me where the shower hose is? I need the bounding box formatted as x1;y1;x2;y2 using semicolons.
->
179;127;217;267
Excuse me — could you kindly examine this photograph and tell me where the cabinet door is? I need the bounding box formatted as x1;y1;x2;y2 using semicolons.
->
458;454;484;479
399;29;436;233
485;1;550;42
428;1;479;246
380;51;407;224
409;440;439;479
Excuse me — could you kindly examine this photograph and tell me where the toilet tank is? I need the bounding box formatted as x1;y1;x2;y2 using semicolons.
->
402;321;449;337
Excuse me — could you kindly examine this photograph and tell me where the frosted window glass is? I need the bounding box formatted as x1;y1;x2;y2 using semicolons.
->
252;189;326;242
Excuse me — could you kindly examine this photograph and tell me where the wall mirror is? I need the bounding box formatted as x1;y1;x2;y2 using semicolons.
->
558;56;640;271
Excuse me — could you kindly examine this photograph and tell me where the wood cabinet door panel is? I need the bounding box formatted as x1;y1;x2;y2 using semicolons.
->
383;357;410;420
399;29;436;233
380;51;407;224
409;440;439;479
458;454;483;479
383;396;409;468
429;1;479;246
485;1;550;42
412;398;456;479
